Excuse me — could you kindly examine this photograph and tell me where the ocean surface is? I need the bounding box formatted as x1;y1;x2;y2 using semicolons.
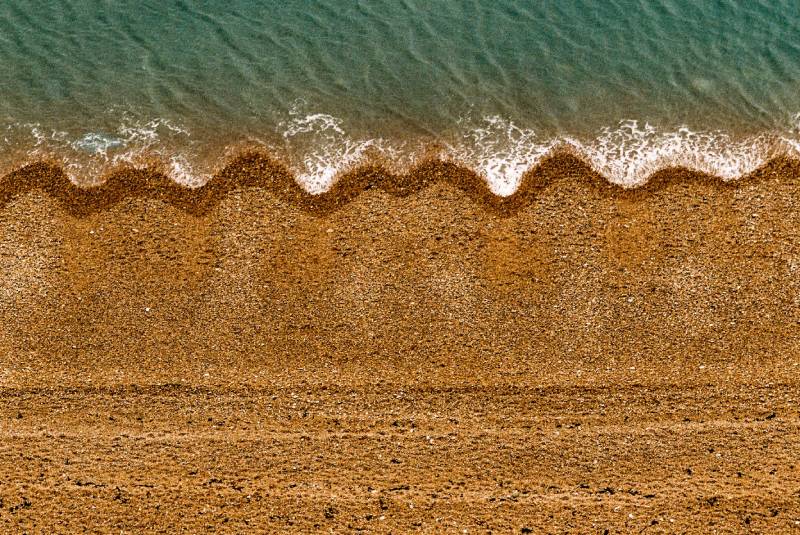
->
2;0;800;193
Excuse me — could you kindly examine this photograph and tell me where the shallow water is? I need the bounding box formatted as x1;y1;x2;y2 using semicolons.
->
2;0;800;191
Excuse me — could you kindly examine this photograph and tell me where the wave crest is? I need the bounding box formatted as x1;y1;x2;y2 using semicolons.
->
2;113;800;196
576;121;779;186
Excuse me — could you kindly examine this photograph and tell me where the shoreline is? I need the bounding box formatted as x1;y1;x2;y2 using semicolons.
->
1;117;796;193
1;153;799;217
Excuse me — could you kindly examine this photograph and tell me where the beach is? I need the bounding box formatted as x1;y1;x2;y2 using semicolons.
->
1;157;799;532
2;0;800;531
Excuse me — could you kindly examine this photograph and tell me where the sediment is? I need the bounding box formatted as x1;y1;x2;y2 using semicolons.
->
0;155;799;532
2;151;799;215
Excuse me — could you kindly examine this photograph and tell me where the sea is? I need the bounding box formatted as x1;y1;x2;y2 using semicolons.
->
2;0;800;194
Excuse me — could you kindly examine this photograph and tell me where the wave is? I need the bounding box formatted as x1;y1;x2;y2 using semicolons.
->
2;113;800;199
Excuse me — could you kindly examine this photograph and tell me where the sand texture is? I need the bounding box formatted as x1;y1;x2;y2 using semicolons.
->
1;156;799;533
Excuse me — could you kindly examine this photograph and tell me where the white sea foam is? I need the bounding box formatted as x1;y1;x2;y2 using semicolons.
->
72;133;125;156
1;115;197;185
447;116;558;196
167;154;207;188
782;114;800;157
277;101;390;193
569;121;776;187
3;112;800;194
108;117;192;166
110;117;208;186
438;117;792;194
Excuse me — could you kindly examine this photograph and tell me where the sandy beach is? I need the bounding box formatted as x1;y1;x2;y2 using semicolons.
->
1;155;799;532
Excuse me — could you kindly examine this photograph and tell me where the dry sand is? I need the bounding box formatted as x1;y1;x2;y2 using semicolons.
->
1;155;799;533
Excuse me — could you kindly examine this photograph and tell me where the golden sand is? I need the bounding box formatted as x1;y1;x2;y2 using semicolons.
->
1;156;799;532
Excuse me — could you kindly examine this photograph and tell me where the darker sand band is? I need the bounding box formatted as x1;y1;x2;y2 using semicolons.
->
2;152;799;216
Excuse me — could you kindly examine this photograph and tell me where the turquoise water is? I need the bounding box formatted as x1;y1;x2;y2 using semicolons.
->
2;0;800;190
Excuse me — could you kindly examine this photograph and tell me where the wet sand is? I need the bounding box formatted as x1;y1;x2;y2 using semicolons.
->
1;156;799;533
